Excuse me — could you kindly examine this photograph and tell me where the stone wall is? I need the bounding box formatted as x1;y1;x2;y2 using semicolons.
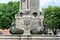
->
0;35;60;40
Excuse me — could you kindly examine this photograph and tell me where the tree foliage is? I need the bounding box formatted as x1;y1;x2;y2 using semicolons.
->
0;1;20;29
43;6;60;35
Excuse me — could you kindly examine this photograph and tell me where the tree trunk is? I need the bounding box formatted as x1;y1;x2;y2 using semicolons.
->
52;28;57;35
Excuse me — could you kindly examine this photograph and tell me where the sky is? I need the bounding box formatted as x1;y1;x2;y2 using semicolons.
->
0;0;60;9
40;0;60;8
0;0;20;3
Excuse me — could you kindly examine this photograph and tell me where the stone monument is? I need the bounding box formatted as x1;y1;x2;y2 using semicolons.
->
15;0;44;35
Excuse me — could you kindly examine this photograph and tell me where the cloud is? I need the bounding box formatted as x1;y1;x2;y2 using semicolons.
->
53;0;60;5
40;0;60;8
0;0;20;3
40;0;52;5
0;0;10;3
40;0;52;8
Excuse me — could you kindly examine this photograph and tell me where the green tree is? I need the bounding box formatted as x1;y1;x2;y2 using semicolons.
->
43;6;60;35
0;1;20;29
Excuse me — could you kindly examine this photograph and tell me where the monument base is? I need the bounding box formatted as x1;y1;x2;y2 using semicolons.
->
23;33;31;35
23;29;31;35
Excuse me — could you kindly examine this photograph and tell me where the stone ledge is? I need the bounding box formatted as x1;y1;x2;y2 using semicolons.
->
0;35;60;40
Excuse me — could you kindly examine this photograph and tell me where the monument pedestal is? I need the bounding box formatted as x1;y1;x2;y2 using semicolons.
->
15;0;44;36
23;29;31;35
